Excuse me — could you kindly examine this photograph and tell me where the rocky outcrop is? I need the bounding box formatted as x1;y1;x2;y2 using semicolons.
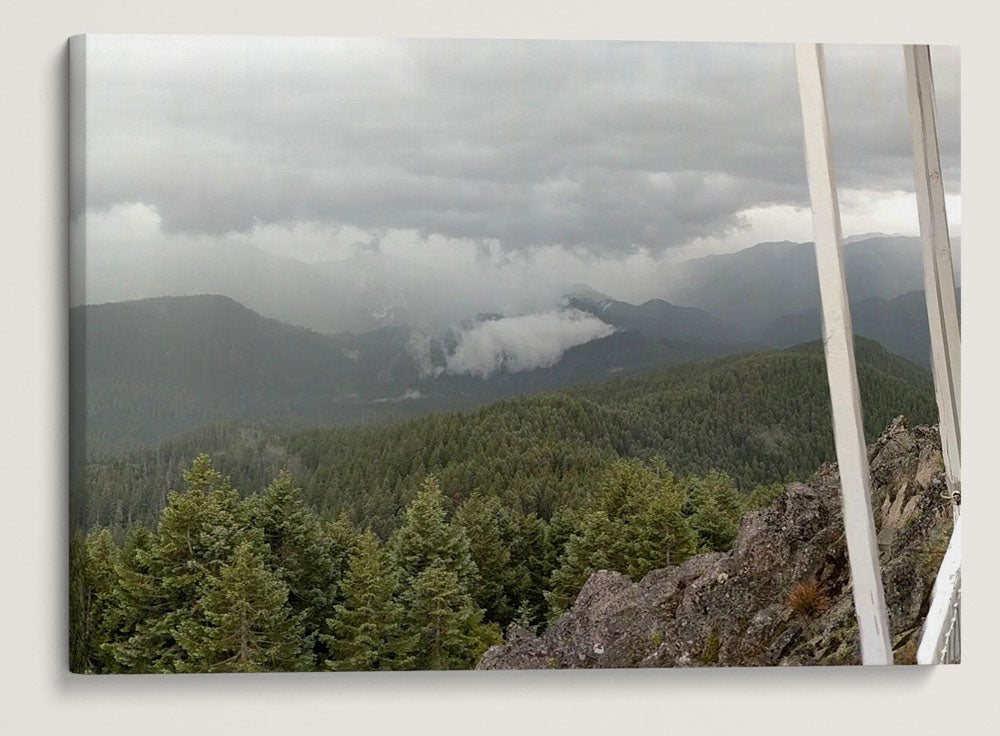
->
479;417;954;669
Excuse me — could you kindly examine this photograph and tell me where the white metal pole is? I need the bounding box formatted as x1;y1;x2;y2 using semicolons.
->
903;44;962;497
794;43;893;665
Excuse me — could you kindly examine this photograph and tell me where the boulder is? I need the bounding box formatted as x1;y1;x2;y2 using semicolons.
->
478;417;954;669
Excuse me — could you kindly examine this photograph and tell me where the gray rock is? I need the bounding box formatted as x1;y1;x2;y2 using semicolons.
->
477;417;953;669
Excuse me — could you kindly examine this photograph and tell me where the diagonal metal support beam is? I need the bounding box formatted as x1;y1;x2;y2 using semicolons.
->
904;44;962;498
794;43;893;665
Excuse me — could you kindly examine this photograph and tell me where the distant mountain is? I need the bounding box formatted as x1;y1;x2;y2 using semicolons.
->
664;235;961;334
84;241;517;335
74;295;417;452
75;295;747;453
760;288;961;368
565;292;749;347
843;231;906;244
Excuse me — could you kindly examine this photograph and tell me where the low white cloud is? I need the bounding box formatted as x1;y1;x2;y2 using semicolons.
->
445;309;615;378
372;389;423;403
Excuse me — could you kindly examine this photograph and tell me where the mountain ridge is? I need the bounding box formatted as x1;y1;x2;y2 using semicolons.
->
75;293;743;453
664;235;961;335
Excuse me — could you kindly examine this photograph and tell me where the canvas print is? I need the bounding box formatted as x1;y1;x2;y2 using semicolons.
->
68;36;961;673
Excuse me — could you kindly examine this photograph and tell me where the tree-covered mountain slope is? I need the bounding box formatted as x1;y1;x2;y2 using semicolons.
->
79;336;937;534
74;294;746;454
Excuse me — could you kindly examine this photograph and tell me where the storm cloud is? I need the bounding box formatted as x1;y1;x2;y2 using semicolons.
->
82;37;959;259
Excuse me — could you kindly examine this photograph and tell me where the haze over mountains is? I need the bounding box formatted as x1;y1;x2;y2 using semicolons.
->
76;295;737;453
664;235;960;334
81;233;958;338
75;233;956;454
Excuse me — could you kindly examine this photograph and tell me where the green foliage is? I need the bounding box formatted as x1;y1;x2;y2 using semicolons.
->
546;459;698;615
504;510;555;629
687;471;745;552
175;539;312;673
81;338;937;535
399;563;502;670
455;493;516;626
324;531;408;671
69;528;118;673
246;471;352;662
747;482;785;511
70;338;940;672
108;455;252;672
73;456;508;673
389;476;476;588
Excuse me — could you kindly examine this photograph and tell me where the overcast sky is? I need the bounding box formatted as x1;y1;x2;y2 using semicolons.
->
80;36;960;304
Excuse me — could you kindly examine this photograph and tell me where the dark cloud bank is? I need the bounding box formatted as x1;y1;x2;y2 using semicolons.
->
83;38;959;257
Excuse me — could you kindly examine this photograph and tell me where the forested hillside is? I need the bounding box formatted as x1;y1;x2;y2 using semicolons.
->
71;336;938;673
79;336;936;535
70;450;785;672
76;295;737;453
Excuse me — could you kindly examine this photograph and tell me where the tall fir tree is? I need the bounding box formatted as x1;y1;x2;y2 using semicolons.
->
246;470;347;664
109;455;249;672
610;459;697;579
687;471;745;551
69;528;119;672
399;562;501;670
455;493;515;626
68;531;88;672
175;539;311;673
546;459;698;615
545;510;620;616
324;530;408;671
506;511;555;628
101;524;157;673
389;475;477;588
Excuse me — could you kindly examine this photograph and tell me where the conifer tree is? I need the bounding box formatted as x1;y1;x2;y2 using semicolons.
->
69;531;88;672
247;470;345;663
399;562;501;670
389;475;476;588
455;493;514;625
546;459;699;615
612;460;697;579
102;524;157;672
110;455;249;672
80;528;120;672
507;511;555;628
545;510;620;616
687;471;744;551
176;539;311;673
324;530;408;671
747;481;785;511
69;528;119;672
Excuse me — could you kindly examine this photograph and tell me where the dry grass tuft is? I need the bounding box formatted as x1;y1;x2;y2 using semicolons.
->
786;580;830;619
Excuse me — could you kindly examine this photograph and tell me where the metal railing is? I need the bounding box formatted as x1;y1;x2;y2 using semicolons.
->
917;513;961;664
